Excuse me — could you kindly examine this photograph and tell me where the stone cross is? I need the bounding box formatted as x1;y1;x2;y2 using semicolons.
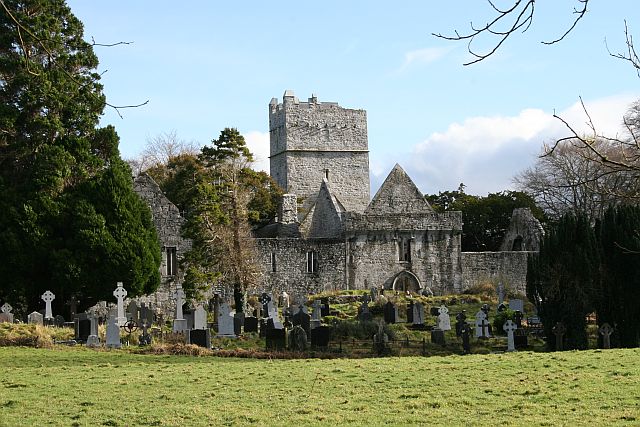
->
258;293;271;318
475;310;488;338
42;290;55;320
552;322;566;351
503;319;517;352
1;303;12;314
173;284;185;320
311;299;323;321
497;282;505;304
86;314;100;347
437;305;451;331
113;282;128;326
599;323;614;349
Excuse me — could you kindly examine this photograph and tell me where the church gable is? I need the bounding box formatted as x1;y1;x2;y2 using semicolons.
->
307;179;345;238
365;164;433;215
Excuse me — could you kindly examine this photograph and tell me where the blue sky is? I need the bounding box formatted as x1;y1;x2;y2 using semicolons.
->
67;1;639;196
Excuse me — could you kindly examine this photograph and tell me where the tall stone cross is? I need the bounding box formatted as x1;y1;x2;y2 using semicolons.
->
552;322;566;351
599;323;614;349
41;290;55;320
503;319;517;352
113;282;128;326
173;284;185;320
475;310;487;338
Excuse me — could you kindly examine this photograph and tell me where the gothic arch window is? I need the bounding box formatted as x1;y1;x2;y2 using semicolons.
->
392;271;421;293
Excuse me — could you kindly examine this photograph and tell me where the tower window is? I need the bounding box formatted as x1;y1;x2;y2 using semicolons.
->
165;247;177;276
270;252;277;272
398;239;411;263
306;250;318;273
324;169;329;180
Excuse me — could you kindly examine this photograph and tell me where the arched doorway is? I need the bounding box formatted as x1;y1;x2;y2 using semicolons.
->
392;271;421;294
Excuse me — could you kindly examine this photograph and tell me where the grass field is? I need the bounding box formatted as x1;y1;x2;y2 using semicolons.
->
0;346;638;426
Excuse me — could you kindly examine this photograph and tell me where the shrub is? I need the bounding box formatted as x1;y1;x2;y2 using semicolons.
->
492;309;515;336
331;320;395;341
0;324;54;348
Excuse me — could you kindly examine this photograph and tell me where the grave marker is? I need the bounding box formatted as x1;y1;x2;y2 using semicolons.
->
105;313;121;348
28;311;43;325
437;305;451;331
503;319;517;352
552;322;566;351
42;290;55;320
216;303;235;337
113;283;128;326
86;314;100;347
172;284;188;333
193;305;207;330
599;323;614;349
0;303;13;323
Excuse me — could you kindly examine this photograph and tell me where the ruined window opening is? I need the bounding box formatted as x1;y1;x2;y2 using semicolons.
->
398;239;411;262
270;252;277;273
512;236;523;251
166;247;177;276
306;250;318;273
324;169;329;180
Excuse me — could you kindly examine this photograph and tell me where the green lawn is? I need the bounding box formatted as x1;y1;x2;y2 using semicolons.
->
0;346;638;426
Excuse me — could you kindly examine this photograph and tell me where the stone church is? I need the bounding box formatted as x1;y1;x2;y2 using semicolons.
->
252;91;539;302
134;91;541;305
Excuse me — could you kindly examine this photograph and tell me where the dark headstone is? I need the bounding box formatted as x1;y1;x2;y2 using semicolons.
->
455;311;467;337
513;310;523;328
233;312;245;336
259;293;271;318
430;306;440;316
310;325;331;349
357;302;373;322
461;323;472;354
292;309;311;336
406;301;414;323
259;319;267;337
188;329;211;348
384;301;397;324
431;328;446;346
54;315;65;327
74;314;90;342
243;316;258;333
320;298;330;317
514;330;528;349
265;328;286;351
289;325;308;352
497;303;507;313
552;322;566;351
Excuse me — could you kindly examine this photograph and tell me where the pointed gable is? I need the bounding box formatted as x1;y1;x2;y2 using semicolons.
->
307;179;345;238
365;164;433;215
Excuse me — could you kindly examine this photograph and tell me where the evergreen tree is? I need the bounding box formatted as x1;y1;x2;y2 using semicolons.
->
527;213;598;350
597;206;640;347
0;1;160;316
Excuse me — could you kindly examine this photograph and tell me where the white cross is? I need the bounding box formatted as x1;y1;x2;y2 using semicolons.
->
173;284;185;320
42;290;55;319
503;319;517;352
113;282;128;326
1;303;12;314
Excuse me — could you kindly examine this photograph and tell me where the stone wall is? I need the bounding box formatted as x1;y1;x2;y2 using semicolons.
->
255;238;346;304
269;91;370;214
460;251;534;294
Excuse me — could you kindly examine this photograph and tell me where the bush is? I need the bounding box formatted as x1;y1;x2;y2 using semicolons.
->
492;309;515;336
331;320;395;341
0;324;54;348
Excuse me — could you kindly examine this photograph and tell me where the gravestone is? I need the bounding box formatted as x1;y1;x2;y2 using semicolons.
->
233;312;244;336
113;282;128;326
172;284;188;333
311;299;322;329
358;301;373;322
258;293;271;318
497;282;505;305
455;311;467;337
370;287;378;301
475;310;489;338
243;316;259;333
509;299;524;313
188;329;211;348
431;328;445;346
266;327;286;351
552;322;566;351
54;315;65;327
0;303;13;323
412;302;425;325
320;298;330;317
406;301;414;323
513;310;523;328
184;310;194;330
289;325;308;352
461;323;472;354
28;311;44;325
280;291;290;309
139;303;153;328
599;323;614;349
42;290;55;320
292;306;311;336
310;325;331;350
105;314;121;349
216;303;236;337
503;320;517;352
373;322;390;356
127;300;138;322
437;305;451;331
74;313;91;343
86;314;100;347
193;305;207;330
384;301;397;324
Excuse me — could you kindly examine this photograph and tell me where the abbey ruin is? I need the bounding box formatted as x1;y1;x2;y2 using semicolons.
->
135;91;542;304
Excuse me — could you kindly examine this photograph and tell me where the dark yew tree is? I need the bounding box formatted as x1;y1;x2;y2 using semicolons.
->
0;0;160;317
596;206;640;347
527;213;599;350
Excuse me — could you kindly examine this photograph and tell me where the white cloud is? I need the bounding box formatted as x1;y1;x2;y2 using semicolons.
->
399;47;452;71
373;93;639;196
244;130;270;173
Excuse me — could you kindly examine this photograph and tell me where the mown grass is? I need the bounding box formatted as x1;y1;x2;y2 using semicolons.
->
0;346;638;426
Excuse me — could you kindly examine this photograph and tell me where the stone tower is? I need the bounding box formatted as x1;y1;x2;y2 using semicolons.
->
269;90;370;217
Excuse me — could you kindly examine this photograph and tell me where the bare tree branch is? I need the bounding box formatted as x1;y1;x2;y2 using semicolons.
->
433;0;589;65
607;20;640;78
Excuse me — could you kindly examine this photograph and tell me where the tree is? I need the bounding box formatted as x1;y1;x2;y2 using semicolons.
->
426;188;543;251
128;130;199;177
182;128;265;310
596;206;640;347
0;0;160;316
526;213;598;350
515;137;640;222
